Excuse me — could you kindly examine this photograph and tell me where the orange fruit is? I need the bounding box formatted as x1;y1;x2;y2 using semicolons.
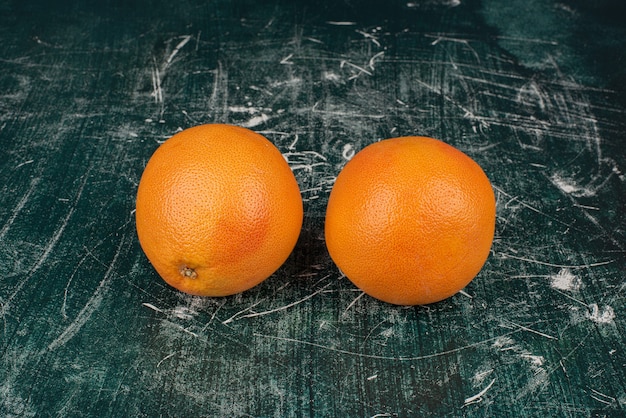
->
135;124;303;297
325;136;496;305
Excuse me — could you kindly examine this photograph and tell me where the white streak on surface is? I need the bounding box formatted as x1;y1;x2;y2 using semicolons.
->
550;268;581;292
326;21;357;26
47;234;126;351
587;304;615;324
240;114;269;128
464;378;496;406
0;177;40;241
520;354;545;367
164;35;192;69
280;53;294;65
551;173;585;195
228;106;267;114
224;282;331;324
142;303;163;313
1;174;88;318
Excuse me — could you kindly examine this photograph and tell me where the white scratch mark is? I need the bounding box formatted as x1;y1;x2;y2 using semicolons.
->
59;219;132;320
340;60;373;78
367;374;378;381
427;33;479;61
356;30;381;47
1;174;88;319
179;325;198;337
256;130;290;136
492;335;515;349
61;247;104;320
209;61;228;121
500;253;612;270
289;134;299;150
590;388;616;405
15;159;34;169
342;291;365;317
162;319;199;337
249;85;273;96
414;78;488;128
195;30;201;51
181;109;199;124
342;143;355;161
326;21;357;26
221;299;266;325
228;105;268;114
587;304;615;324
33;35;55;47
304;36;323;44
552;288;589;308
356;320;387;347
224;281;332;323
323;71;342;83
311;101;384;119
472;369;494;386
280;53;294;65
283;150;329;172
463;378;496;406
517;81;547;110
151;61;163;104
520;354;545;367
516;367;549;401
240;114;270;128
494;185;572;228
573;203;599;211
590;395;613;406
171;306;197;320
164;35;192;69
550;268;580;292
550;173;591;197
47;232;126;352
495;35;558;45
368;51;385;70
142;303;162;313
269;77;302;88
503;320;557;340
156;352;176;368
0;177;40;241
255;328;524;361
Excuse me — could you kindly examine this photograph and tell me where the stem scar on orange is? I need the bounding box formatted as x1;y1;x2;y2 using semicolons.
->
324;136;496;306
135;124;303;297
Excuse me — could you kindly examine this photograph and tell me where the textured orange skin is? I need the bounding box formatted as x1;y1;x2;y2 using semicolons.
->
325;136;496;306
135;124;303;297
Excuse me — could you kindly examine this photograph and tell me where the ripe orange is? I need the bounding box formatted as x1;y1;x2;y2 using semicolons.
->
135;124;303;297
325;136;496;305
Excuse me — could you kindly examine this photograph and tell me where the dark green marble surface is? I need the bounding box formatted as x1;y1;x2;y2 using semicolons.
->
1;0;625;416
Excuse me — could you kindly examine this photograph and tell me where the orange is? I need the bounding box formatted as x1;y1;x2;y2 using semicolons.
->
325;136;496;305
135;124;303;297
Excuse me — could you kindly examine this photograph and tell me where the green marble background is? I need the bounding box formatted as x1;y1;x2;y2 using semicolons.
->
1;0;625;416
